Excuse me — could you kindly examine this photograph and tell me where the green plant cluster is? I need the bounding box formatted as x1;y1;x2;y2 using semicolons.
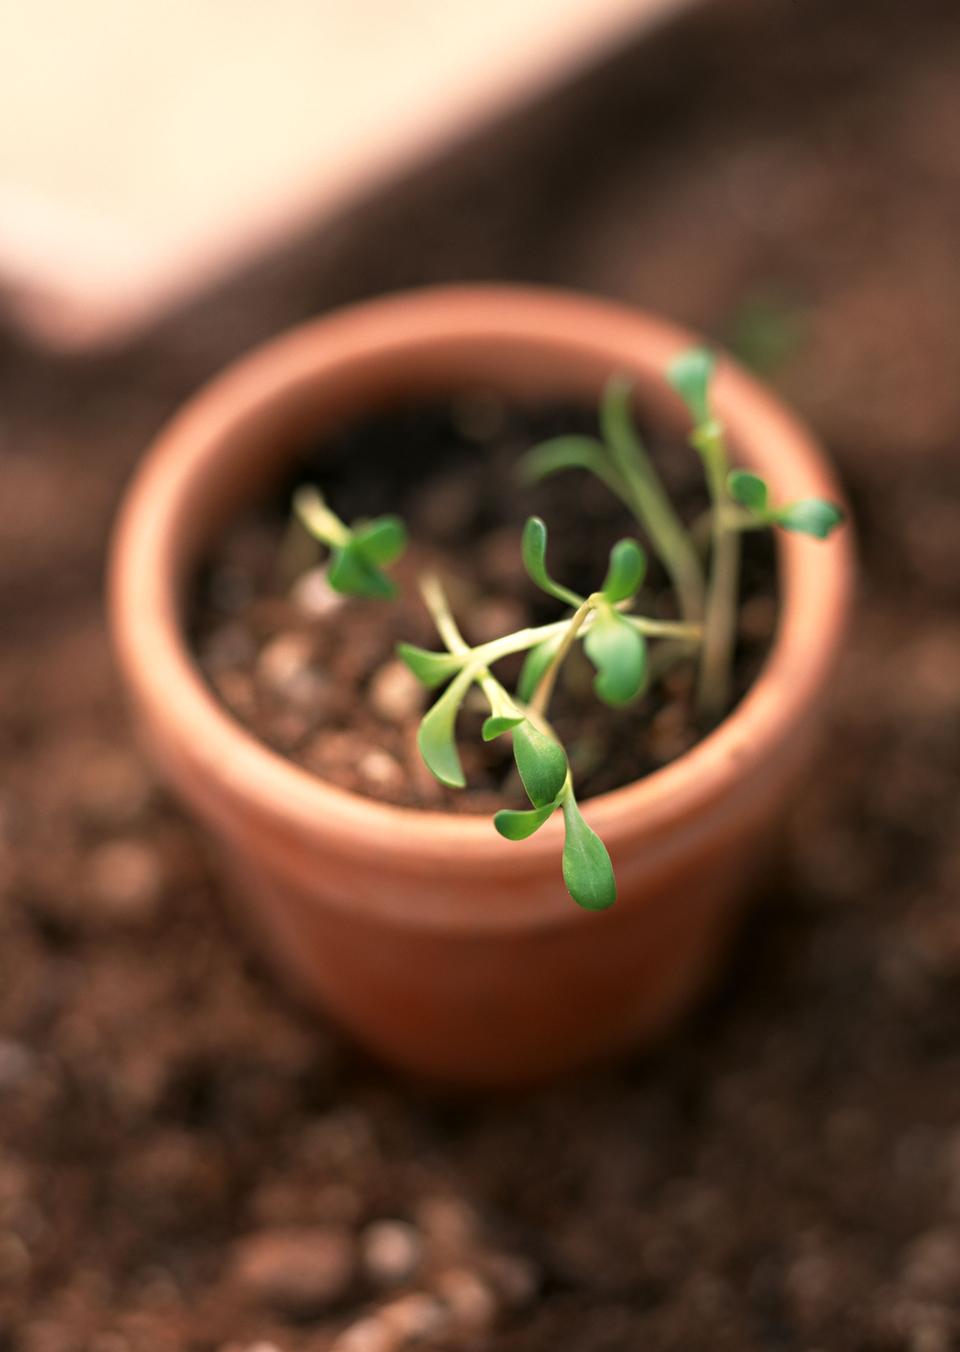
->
294;349;845;910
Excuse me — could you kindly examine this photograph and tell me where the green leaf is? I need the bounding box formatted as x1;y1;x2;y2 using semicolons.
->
328;542;396;599
482;714;525;742
561;795;616;910
601;538;646;603
521;517;583;609
396;642;464;689
516;435;613;486
354;515;407;566
667;347;716;426
517;634;564;703
727;470;769;514
775;498;845;540
512;720;568;808
583;606;647;706
416;666;476;788
493;801;560;840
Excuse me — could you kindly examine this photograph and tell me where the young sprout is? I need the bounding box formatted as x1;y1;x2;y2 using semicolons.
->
398;517;699;910
668;348;844;718
289;348;844;912
520;350;845;724
294;486;407;599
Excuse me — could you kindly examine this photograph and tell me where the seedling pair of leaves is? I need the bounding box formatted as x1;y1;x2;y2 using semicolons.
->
666;348;846;540
293;486;406;599
519;517;649;708
726;471;844;539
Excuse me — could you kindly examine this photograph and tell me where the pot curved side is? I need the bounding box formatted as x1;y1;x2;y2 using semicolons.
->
108;286;854;1087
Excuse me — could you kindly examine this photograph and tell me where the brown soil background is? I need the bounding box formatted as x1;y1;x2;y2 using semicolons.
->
3;0;960;1348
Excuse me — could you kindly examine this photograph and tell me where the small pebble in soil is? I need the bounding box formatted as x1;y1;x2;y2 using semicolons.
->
358;750;406;794
229;1226;356;1315
361;1220;423;1287
83;840;164;922
434;1267;497;1333
368;661;425;724
290;566;344;619
256;633;328;713
333;1293;446;1352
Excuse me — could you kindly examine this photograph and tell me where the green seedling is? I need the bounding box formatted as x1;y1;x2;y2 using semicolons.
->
294;486;407;599
396;520;697;910
290;349;844;911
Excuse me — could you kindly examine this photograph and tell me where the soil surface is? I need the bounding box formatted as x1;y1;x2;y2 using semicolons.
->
4;0;960;1349
192;402;773;813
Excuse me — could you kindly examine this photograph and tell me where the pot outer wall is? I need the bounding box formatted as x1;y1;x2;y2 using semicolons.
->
109;287;854;1089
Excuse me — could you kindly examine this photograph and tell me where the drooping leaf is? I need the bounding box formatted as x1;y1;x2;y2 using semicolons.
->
727;470;769;514
601;538;647;603
396;642;464;689
328;542;396;599
521;517;583;609
775;498;845;540
516;435;614;486
493;801;560;841
561;795;617;910
482;714;525;742
667;347;716;426
517;633;565;703
583;606;647;706
512;720;568;808
353;515;407;566
416;666;476;788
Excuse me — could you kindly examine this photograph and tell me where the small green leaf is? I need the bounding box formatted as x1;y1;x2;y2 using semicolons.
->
775;498;845;540
328;542;396;599
354;515;407;566
583;606;647;706
667;347;716;426
512;720;568;808
517;634;564;703
482;714;525;742
727;470;769;514
521;517;584;609
416;666;475;788
493;801;559;840
516;436;613;486
601;538;646;603
396;642;463;689
561;795;616;910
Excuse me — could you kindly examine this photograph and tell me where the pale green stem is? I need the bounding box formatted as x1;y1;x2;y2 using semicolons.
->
419;575;517;717
692;505;767;552
694;426;742;722
418;573;703;709
602;379;706;623
528;596;597;718
293;486;351;548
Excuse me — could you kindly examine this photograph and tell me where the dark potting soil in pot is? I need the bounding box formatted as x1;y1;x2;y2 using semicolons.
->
190;400;776;813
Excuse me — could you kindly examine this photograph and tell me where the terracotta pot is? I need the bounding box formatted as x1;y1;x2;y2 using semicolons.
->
108;286;853;1088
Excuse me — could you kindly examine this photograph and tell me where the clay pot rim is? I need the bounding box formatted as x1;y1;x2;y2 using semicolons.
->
109;284;854;869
